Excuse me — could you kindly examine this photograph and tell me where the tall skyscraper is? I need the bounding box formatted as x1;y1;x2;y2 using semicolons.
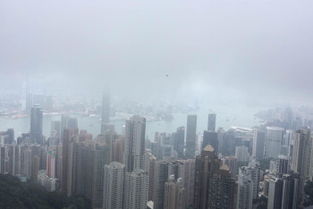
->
124;116;146;172
291;128;311;178
207;113;216;132
0;129;14;144
153;160;172;209
61;115;78;132
291;128;311;205
152;159;195;209
101;93;110;134
202;130;218;152
61;129;73;195
194;145;219;209
267;176;283;209
173;127;185;158
208;164;236;209
281;174;299;209
185;115;197;159
285;130;296;160
194;145;235;209
163;176;185;209
237;162;260;209
252;129;265;160
145;152;157;201
237;168;253;209
30;105;43;144
124;169;148;209
265;127;284;159
61;131;111;208
103;162;125;209
51;121;61;138
235;146;250;163
267;173;299;209
175;159;195;208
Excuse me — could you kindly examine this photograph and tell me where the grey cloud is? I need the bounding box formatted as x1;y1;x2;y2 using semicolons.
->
1;0;313;105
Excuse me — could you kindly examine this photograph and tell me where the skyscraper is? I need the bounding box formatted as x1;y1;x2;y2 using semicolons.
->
237;167;253;209
173;127;185;158
61;129;78;195
235;146;250;163
194;145;218;209
185;115;197;159
61;131;111;207
103;162;125;209
124;169;149;209
207;113;216;132
124;116;146;172
194;145;235;209
152;159;195;209
30;105;43;144
291;128;311;205
208;164;236;209
101;93;110;134
237;162;260;209
291;128;311;178
145;151;157;201
265;127;284;159
153;160;172;209
267;176;283;209
61;115;78;132
202;130;218;152
175;159;195;208
252;129;265;160
267;173;299;209
0;129;14;145
163;176;185;209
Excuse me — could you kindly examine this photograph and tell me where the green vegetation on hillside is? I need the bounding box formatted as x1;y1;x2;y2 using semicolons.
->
0;174;91;209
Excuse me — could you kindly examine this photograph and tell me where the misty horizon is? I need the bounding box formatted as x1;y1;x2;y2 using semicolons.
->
1;0;313;107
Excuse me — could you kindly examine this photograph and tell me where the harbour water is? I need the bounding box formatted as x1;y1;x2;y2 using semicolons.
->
0;105;262;139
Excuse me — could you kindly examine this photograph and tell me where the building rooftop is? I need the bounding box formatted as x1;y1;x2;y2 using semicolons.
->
203;145;214;152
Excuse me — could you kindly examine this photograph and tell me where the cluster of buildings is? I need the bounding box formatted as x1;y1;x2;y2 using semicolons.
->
1;95;313;209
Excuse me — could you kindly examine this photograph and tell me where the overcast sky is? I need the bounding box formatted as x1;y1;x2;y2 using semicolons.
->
1;0;313;106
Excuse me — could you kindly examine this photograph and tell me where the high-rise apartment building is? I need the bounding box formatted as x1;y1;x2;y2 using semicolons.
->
265;127;284;159
267;173;299;209
290;128;311;204
173;127;185;158
235;146;250;163
208;164;236;209
101;93;110;134
194;145;235;209
202;130;218;152
207;113;216;132
252;129;265;160
103;162;125;209
0;129;14;145
185;115;197;158
237;162;260;209
153;160;172;209
30;106;43;144
145;151;156;201
124;116;146;172
237;168;253;209
175;159;195;208
124;169;148;209
163;176;185;209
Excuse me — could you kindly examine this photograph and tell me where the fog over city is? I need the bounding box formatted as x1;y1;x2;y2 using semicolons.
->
3;1;313;209
1;0;313;106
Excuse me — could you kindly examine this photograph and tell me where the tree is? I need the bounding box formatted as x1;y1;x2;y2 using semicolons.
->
0;174;92;209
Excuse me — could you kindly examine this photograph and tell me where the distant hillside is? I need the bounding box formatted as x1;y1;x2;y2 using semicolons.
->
0;174;92;209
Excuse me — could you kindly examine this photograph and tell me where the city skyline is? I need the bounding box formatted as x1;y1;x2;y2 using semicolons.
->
1;0;313;209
